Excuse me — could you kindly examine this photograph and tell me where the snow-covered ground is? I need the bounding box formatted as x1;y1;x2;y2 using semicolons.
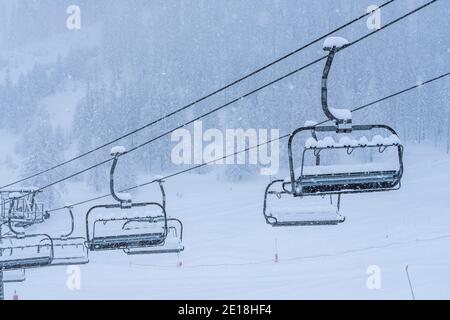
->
3;142;450;300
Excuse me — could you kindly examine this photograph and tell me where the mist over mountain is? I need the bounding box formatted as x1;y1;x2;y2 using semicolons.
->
0;0;448;207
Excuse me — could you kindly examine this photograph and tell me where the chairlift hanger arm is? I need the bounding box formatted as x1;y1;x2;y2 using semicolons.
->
60;207;75;239
157;180;166;210
322;48;341;124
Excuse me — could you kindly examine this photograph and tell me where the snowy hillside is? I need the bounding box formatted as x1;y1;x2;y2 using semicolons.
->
1;144;450;299
0;0;449;300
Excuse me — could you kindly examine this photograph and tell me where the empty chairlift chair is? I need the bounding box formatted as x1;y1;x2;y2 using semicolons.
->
264;125;345;226
47;206;89;266
2;269;26;283
86;147;183;254
0;220;54;271
122;177;184;255
263;36;404;227
1;189;46;227
123;217;184;255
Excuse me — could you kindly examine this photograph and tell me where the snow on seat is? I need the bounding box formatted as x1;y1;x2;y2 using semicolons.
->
305;135;401;149
0;235;53;271
124;235;184;255
89;217;166;251
267;205;344;226
301;162;399;176
2;269;26;283
87;204;167;251
0;256;52;271
93;206;163;220
87;232;166;251
0;243;53;270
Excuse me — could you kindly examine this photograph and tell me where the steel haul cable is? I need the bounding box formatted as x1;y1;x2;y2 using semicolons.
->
46;70;450;213
7;0;440;206
0;1;397;190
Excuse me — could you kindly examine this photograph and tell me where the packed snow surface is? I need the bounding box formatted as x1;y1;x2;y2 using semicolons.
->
3;144;450;299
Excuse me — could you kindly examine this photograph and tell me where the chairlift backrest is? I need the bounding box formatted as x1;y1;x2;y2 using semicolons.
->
287;124;403;196
48;206;89;266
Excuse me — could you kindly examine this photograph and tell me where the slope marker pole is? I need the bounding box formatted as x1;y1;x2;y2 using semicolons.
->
0;271;4;301
405;265;416;300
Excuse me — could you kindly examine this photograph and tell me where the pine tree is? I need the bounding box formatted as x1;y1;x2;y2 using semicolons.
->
20;111;66;207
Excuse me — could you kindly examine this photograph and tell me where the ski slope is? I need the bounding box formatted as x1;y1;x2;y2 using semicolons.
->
2;142;450;300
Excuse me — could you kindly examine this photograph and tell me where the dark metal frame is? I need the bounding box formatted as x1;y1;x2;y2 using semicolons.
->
0;219;54;271
286;124;404;196
262;40;404;227
123;217;184;255
48;206;89;266
288;41;404;196
263;179;345;227
85;153;170;252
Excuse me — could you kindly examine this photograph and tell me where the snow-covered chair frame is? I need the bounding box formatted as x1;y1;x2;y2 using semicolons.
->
285;124;404;197
0;234;54;271
263;179;345;227
48;206;89;266
0;190;46;227
85;202;168;252
123;217;184;255
85;146;184;254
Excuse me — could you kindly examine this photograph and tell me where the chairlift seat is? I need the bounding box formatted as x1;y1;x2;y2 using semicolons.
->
122;218;184;255
263;179;344;227
87;232;166;251
85;153;183;254
3;269;26;283
124;234;184;255
266;205;344;226
284;163;400;194
51;238;89;266
0;256;52;271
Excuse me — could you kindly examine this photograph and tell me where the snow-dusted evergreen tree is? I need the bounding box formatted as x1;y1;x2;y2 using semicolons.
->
0;0;448;191
19;111;66;207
